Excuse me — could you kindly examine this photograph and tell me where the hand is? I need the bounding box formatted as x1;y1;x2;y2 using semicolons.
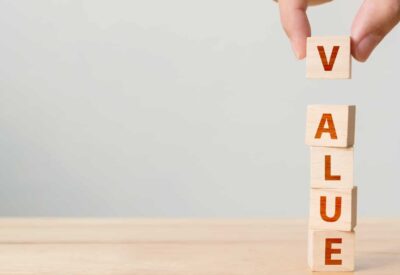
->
278;0;400;62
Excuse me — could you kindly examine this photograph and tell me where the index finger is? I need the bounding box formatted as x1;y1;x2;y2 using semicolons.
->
278;0;311;59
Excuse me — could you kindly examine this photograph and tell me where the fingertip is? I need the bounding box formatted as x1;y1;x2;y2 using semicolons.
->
352;33;381;62
298;51;307;60
278;0;310;60
290;36;307;60
352;50;368;63
350;0;400;63
352;53;368;63
350;38;365;62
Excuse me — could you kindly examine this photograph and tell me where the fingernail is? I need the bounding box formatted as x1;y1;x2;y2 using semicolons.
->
293;47;302;59
355;34;381;62
290;40;302;60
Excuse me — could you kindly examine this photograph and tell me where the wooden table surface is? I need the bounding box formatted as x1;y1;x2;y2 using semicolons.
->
0;219;398;274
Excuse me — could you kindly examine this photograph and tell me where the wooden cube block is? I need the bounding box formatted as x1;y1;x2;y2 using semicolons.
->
305;105;356;147
311;147;354;189
306;36;351;79
309;187;357;231
308;229;355;271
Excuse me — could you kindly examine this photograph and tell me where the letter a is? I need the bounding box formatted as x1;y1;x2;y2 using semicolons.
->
320;196;342;222
318;46;340;71
314;114;337;140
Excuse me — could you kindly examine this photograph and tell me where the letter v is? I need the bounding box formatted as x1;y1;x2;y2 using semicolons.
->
317;46;340;71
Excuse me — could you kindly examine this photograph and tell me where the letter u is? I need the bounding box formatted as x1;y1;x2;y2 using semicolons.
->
320;196;342;222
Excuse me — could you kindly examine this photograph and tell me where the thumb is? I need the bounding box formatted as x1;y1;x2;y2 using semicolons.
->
351;0;400;62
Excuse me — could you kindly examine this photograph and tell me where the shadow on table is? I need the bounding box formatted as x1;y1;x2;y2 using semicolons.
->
356;245;400;272
309;246;400;274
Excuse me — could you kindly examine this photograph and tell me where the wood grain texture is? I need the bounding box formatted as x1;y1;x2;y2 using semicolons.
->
311;146;354;188
306;36;351;79
308;229;355;271
0;219;399;274
305;105;356;147
309;187;357;231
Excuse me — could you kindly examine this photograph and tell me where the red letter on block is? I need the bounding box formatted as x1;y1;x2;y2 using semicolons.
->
320;196;342;222
314;114;338;140
325;238;343;265
325;155;341;181
318;46;340;71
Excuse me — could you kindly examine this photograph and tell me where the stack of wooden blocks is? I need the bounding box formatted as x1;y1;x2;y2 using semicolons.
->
305;36;357;272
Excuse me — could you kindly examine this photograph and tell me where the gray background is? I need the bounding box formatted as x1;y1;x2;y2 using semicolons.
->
0;0;398;217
